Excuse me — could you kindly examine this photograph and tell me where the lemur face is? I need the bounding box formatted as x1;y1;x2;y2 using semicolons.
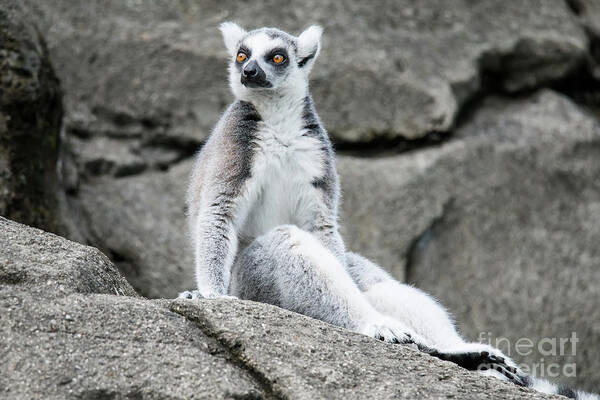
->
220;22;322;98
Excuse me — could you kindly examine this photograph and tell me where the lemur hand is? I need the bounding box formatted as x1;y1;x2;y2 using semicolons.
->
361;315;428;346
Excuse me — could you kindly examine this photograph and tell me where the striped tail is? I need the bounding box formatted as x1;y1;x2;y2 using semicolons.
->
522;376;599;400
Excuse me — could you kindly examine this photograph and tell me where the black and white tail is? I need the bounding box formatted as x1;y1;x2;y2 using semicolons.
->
515;375;598;400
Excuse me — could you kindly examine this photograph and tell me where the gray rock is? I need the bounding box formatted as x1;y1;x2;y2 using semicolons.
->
0;216;265;399
568;0;600;39
65;160;195;299
171;298;562;400
0;292;266;399
0;215;564;399
567;0;600;79
0;216;136;298
340;90;600;392
0;0;62;231
23;0;586;150
69;135;146;178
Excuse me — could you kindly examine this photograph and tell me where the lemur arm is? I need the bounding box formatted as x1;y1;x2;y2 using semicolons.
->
192;191;239;297
309;156;347;261
310;211;346;261
301;96;347;261
188;100;260;298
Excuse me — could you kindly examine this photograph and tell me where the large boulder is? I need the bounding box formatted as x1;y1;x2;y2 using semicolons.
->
0;217;264;399
0;216;136;297
171;299;562;400
0;216;564;399
23;0;586;152
339;90;600;392
0;0;62;231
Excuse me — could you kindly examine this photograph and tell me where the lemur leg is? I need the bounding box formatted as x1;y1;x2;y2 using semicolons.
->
345;252;463;347
229;225;429;346
345;252;527;385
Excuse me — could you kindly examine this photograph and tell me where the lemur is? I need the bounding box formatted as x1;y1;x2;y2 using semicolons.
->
179;22;598;400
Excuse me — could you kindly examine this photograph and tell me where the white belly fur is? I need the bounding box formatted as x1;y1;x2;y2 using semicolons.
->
236;122;325;246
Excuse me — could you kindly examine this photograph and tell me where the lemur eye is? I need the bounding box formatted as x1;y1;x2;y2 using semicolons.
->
272;54;285;64
236;52;247;63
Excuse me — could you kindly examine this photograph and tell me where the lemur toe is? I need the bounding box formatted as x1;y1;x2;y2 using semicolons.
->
489;364;528;386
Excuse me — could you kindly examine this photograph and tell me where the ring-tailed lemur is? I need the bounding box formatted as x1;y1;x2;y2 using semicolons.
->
179;22;598;400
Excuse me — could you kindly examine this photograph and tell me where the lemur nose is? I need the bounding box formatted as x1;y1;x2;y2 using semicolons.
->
243;61;259;78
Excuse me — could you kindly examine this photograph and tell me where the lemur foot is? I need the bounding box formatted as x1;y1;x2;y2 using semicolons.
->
478;359;529;387
177;290;238;300
427;344;527;386
361;316;426;346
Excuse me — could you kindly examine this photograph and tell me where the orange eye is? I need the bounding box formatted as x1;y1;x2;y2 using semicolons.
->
272;54;284;64
236;52;247;63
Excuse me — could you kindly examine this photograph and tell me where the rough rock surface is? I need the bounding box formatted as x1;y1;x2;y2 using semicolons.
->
171;299;562;400
0;0;62;231
68;161;194;298
0;217;265;399
568;0;600;42
24;0;586;151
568;0;600;80
339;90;600;392
0;216;136;298
0;216;564;399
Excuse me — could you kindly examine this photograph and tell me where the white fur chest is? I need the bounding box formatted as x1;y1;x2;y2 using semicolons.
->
236;111;325;245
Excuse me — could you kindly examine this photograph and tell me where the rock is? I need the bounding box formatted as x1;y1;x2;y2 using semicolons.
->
1;215;563;399
0;216;264;399
170;299;560;400
62;160;194;298
0;216;136;297
0;292;267;399
0;0;62;231
568;0;600;39
567;0;600;79
23;0;585;151
339;90;600;392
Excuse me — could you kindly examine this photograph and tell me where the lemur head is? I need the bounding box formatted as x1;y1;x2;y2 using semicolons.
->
219;22;322;100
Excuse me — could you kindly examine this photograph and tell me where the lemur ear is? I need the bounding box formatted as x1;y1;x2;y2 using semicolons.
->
220;22;247;55
297;25;323;68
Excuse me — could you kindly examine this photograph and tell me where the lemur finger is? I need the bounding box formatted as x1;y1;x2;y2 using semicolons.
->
484;363;527;387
